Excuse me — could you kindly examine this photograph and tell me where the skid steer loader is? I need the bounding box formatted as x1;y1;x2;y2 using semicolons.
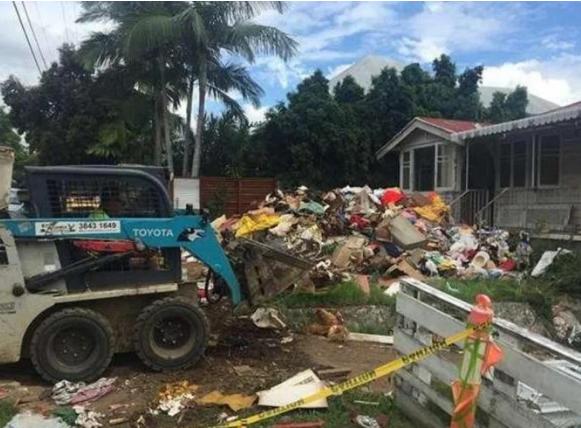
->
0;147;311;383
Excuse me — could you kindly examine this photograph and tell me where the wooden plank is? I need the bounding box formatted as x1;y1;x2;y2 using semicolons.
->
200;176;276;216
395;329;558;428
395;384;447;428
397;370;492;428
400;278;581;364
396;292;581;415
347;332;394;344
397;370;453;414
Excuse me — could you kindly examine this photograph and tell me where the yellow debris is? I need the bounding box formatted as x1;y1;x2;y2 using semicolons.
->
413;193;449;223
234;213;280;237
197;390;257;411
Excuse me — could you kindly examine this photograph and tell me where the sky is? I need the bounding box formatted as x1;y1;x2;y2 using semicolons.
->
2;1;581;124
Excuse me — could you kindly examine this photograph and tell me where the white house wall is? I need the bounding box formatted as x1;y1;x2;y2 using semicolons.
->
398;129;463;193
398;129;446;150
490;122;581;232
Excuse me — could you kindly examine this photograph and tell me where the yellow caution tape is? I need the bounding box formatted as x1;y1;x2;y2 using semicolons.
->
210;322;490;428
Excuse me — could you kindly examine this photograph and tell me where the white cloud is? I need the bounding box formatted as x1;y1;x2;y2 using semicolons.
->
482;54;581;105
0;2;109;86
397;2;516;62
253;2;397;93
243;104;268;124
542;35;575;51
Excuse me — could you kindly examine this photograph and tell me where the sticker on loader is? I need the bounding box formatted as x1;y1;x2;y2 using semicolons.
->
35;220;121;236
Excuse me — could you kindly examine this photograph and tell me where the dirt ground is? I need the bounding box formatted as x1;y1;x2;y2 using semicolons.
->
0;302;398;428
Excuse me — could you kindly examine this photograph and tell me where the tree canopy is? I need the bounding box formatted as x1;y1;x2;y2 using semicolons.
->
1;20;531;190
242;55;529;188
1;45;154;166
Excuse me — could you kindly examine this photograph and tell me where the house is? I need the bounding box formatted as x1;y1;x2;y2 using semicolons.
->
376;102;581;236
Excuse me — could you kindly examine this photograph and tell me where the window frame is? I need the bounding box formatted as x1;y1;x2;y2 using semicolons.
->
400;149;413;191
498;140;528;189
400;141;456;192
434;142;456;192
535;134;561;189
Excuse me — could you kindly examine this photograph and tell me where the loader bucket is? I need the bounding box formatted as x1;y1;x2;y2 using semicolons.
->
230;238;315;305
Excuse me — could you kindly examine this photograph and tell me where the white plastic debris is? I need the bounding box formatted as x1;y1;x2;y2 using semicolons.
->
383;281;400;297
250;308;286;329
52;378;116;405
157;393;195;417
531;248;572;277
6;411;69;428
354;415;381;428
257;369;327;409
74;406;103;428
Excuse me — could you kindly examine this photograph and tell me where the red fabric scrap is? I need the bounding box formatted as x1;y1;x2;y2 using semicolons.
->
381;188;405;206
498;259;516;272
349;214;370;229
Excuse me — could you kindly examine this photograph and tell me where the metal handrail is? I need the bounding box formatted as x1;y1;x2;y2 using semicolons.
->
447;189;470;208
475;187;509;224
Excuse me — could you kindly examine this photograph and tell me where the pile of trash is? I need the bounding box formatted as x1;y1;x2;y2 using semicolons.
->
212;185;533;290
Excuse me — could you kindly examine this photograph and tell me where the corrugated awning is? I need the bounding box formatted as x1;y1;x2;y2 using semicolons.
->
453;102;581;141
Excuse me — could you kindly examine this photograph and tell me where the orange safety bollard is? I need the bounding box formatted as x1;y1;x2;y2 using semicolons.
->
450;294;504;428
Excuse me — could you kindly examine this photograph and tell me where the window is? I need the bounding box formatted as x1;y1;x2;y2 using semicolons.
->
513;141;527;187
537;135;560;187
400;143;455;191
499;143;511;188
414;146;435;191
436;144;454;189
499;141;527;188
401;151;411;190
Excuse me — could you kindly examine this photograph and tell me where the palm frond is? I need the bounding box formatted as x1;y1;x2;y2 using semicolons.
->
76;2;116;23
223;22;297;62
208;60;263;107
121;13;180;60
218;2;286;22
174;7;208;48
205;84;247;124
78;31;123;69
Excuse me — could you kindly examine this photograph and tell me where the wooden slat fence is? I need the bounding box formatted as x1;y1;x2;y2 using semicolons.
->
200;177;276;217
394;277;581;428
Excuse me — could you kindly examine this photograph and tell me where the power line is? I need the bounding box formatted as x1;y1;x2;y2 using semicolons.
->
60;1;70;44
12;1;42;76
21;2;48;69
67;1;79;45
33;2;50;54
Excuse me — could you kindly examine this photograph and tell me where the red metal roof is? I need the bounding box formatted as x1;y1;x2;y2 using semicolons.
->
418;117;484;133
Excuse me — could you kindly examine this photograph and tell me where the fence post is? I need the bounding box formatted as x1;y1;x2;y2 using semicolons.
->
451;294;503;428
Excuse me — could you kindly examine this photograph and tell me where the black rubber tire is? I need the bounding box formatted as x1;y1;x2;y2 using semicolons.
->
30;307;114;384
133;296;209;371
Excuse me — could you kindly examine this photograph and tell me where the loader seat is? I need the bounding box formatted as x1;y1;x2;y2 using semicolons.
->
24;166;181;291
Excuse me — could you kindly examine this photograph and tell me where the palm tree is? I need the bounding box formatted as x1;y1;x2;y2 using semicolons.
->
78;2;188;173
78;2;297;177
176;2;298;177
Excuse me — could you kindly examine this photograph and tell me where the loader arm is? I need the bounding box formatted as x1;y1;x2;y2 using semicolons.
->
1;216;243;304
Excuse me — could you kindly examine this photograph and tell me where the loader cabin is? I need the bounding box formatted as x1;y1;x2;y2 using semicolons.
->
23;165;181;290
376;102;581;236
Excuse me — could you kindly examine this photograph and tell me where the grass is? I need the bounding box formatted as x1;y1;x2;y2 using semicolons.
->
347;320;393;335
251;390;415;428
274;281;395;309
0;399;17;427
432;277;555;321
